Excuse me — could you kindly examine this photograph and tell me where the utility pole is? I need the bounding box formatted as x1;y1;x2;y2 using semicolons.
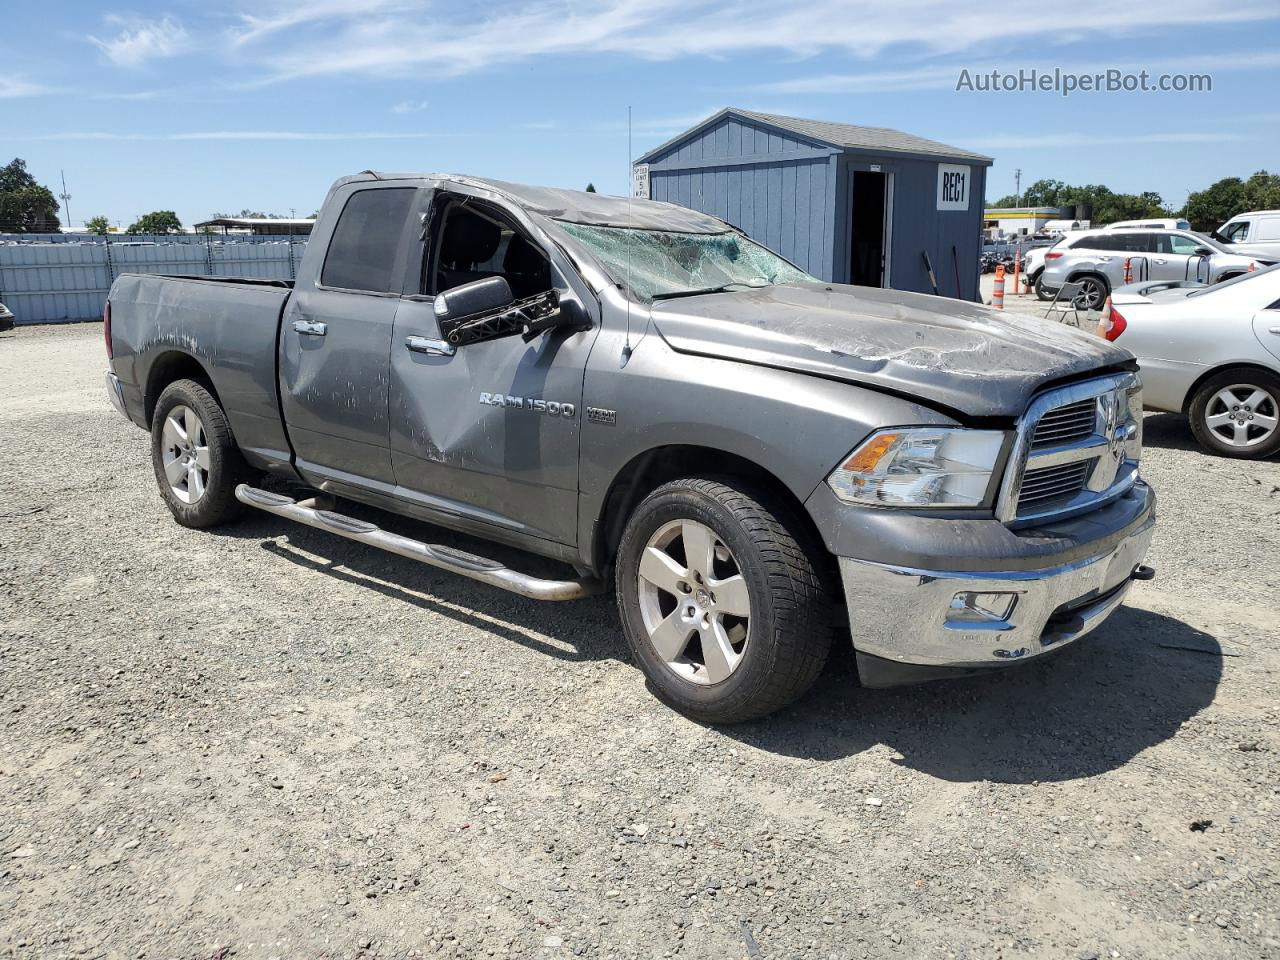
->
1014;168;1022;206
59;170;73;231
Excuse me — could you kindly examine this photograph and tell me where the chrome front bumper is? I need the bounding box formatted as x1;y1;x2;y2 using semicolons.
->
839;511;1155;667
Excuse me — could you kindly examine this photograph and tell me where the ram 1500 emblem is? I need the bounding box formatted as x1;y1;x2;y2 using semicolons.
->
479;393;576;417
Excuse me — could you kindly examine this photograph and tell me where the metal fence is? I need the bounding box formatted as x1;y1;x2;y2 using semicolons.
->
0;234;308;324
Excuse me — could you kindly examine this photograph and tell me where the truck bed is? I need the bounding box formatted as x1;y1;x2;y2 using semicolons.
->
108;273;294;471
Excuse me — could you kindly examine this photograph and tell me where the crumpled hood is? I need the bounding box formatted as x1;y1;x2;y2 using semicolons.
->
650;283;1132;418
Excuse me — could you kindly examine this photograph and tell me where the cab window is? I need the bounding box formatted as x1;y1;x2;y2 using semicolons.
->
1221;220;1251;243
424;198;551;300
321;188;416;293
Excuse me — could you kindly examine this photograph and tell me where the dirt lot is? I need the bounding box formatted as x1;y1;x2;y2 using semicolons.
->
1;323;1277;960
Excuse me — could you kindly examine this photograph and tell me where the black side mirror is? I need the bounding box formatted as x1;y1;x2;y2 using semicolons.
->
1194;246;1212;257
435;276;585;347
434;276;515;322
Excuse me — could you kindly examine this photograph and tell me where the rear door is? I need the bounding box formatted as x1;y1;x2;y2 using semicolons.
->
1254;284;1280;365
387;187;600;546
280;184;418;488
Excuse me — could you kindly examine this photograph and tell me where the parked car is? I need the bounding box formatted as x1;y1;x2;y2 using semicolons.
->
1105;218;1190;231
0;301;13;333
1212;210;1280;260
1039;228;1275;309
1022;233;1087;300
1104;265;1280;458
104;172;1156;722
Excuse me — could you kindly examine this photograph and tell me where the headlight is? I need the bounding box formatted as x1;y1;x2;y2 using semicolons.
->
827;428;1005;508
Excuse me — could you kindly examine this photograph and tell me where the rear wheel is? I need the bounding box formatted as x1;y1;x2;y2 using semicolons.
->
1034;274;1054;301
615;477;832;723
150;379;249;527
1188;369;1280;459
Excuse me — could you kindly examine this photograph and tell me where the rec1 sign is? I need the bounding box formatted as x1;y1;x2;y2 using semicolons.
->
936;164;971;211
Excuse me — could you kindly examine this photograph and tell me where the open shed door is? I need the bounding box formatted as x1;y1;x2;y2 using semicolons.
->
849;170;891;288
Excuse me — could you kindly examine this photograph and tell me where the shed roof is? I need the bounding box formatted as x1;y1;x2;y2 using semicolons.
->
636;108;993;165
194;217;316;228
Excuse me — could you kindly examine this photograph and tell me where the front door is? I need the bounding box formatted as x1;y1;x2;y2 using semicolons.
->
279;185;418;488
388;191;599;546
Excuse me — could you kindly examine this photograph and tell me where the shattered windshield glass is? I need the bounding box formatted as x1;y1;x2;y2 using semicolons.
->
559;223;816;302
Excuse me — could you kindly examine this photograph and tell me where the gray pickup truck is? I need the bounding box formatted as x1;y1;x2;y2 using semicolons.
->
105;172;1155;722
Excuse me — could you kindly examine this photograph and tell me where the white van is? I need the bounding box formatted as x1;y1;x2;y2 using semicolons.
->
1215;210;1280;250
1105;218;1191;231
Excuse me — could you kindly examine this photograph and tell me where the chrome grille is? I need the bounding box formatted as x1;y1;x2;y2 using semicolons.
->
1017;459;1094;510
997;371;1143;525
1030;398;1097;449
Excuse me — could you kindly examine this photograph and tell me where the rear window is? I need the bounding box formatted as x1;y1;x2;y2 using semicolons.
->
321;188;416;292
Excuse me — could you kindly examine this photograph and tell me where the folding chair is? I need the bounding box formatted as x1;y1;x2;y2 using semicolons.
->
1043;280;1085;324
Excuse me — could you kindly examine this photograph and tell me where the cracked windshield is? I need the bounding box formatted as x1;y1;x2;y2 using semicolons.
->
560;223;815;301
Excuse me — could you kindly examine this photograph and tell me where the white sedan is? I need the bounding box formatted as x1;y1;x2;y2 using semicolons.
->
1103;265;1280;458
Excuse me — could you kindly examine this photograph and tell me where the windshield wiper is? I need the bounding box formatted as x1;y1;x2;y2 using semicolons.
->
651;281;771;300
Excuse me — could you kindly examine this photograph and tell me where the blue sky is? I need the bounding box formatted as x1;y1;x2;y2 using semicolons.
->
2;0;1278;229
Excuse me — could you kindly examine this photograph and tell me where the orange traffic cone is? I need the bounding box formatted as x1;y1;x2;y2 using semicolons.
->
1095;296;1112;338
1123;258;1133;284
993;264;1005;310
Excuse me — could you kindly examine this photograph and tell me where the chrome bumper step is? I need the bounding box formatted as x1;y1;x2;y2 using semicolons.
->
235;484;602;601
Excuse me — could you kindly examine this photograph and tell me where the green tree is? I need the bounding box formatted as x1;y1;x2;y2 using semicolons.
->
85;215;111;236
212;209;286;219
127;210;183;235
584;183;597;193
0;158;61;232
1183;177;1245;232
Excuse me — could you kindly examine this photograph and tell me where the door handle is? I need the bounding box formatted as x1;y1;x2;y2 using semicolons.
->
405;335;456;357
1269;326;1280;335
1153;259;1168;264
293;319;327;336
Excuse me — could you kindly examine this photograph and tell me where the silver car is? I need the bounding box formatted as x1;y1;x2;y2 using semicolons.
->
1105;266;1280;458
1040;228;1275;310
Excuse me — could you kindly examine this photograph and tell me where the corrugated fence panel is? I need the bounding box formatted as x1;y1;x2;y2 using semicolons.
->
0;243;112;324
0;237;308;323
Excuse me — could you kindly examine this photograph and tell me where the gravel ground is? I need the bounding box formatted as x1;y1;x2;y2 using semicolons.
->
1;322;1277;960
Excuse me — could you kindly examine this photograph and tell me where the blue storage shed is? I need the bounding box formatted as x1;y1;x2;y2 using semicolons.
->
633;108;993;300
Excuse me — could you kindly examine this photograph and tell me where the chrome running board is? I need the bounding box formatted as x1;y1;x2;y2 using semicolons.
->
235;484;602;601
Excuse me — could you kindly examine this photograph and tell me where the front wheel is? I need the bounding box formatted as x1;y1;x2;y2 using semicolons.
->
1188;369;1280;459
615;477;832;723
150;378;249;527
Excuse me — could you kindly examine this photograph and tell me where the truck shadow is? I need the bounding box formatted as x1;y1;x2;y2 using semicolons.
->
1140;411;1199;453
219;510;628;666
217;510;1221;785
723;606;1224;784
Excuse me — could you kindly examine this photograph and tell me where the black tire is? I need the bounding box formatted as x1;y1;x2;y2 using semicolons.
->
150;378;249;527
1187;368;1280;460
615;477;832;724
1033;275;1055;301
1072;273;1110;310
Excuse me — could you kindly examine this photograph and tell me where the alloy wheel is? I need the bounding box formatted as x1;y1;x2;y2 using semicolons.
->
1203;384;1279;448
160;404;211;503
636;519;751;685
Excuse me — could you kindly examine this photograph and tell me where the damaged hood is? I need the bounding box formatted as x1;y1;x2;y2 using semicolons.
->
651;283;1131;419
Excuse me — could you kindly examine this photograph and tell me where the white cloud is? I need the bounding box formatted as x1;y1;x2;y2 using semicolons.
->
391;99;429;114
0;77;50;99
221;0;1280;84
15;131;447;142
89;15;190;68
